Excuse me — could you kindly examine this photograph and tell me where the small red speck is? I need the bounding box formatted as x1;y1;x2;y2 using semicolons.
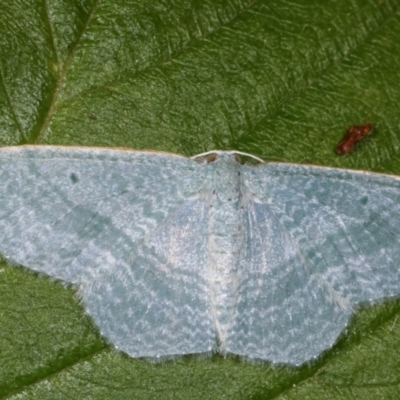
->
335;122;372;155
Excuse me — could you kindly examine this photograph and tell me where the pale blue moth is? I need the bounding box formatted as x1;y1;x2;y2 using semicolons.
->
0;146;399;366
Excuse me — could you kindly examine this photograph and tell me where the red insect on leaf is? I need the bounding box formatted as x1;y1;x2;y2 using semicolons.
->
335;123;372;155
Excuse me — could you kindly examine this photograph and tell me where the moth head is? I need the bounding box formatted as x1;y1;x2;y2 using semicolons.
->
191;151;264;165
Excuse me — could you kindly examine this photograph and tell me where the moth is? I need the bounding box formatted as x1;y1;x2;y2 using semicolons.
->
0;146;399;365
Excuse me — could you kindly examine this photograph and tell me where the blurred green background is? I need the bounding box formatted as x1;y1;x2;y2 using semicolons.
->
1;0;400;398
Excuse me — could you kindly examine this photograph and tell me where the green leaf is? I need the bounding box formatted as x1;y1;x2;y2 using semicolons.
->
1;0;400;398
